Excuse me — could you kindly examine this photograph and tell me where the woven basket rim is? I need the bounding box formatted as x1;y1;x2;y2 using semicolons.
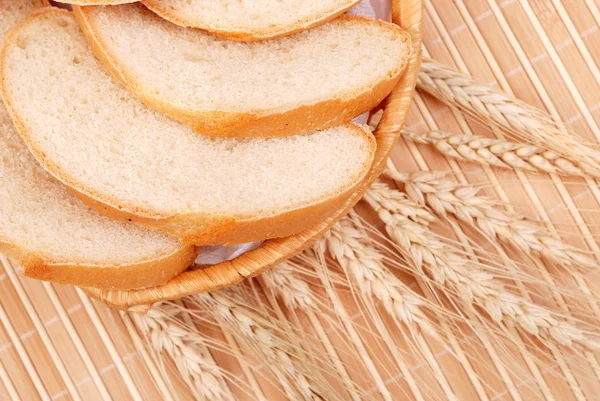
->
85;0;424;309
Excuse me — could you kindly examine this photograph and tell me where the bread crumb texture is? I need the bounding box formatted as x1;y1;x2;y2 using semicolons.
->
85;4;409;111
2;10;374;223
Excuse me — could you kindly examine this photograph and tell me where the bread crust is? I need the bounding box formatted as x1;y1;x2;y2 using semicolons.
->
70;164;372;246
73;7;412;138
140;0;362;42
0;240;198;290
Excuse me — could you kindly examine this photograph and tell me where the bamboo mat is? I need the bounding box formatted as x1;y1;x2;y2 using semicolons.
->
2;0;600;400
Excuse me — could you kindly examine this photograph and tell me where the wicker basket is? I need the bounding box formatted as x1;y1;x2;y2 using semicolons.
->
85;0;424;309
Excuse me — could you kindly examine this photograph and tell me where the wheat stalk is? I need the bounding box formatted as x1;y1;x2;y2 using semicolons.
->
384;166;596;270
260;260;372;401
402;129;600;179
417;57;600;172
317;209;438;338
130;304;232;401
192;289;324;400
316;211;467;401
364;184;600;351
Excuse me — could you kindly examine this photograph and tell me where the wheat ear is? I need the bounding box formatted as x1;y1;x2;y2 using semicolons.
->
364;183;600;351
131;305;232;401
314;213;445;401
366;181;437;226
192;289;324;400
261;261;315;311
417;57;600;171
260;260;371;401
402;130;600;179
385;166;596;270
318;209;438;338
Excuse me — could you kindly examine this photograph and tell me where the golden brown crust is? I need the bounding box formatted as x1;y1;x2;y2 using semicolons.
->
73;7;412;137
0;239;198;290
114;66;403;139
140;0;362;42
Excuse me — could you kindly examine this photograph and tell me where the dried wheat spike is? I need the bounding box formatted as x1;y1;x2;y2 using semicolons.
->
417;57;600;171
193;289;318;400
364;187;600;351
402;130;600;179
131;305;232;401
385;165;596;271
262;261;315;311
367;181;436;225
317;208;438;338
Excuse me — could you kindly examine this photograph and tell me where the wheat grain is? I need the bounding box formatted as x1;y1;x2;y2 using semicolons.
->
317;210;438;338
131;304;232;401
384;165;596;270
367;181;436;225
192;289;322;400
417;57;600;172
316;212;460;401
261;262;315;311
402;130;600;179
364;185;600;351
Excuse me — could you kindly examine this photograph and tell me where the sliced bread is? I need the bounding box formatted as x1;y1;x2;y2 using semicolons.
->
1;8;376;246
140;0;362;41
73;4;411;137
0;3;197;290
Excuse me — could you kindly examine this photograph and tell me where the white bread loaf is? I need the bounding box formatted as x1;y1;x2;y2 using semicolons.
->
0;3;197;290
1;8;376;246
140;0;361;41
73;4;411;137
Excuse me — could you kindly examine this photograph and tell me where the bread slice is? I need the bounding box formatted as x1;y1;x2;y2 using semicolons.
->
0;4;197;290
1;8;376;246
140;0;362;41
73;4;411;137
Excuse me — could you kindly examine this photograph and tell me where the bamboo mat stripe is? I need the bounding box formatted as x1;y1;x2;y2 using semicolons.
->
1;0;600;399
425;7;600;400
420;1;600;400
